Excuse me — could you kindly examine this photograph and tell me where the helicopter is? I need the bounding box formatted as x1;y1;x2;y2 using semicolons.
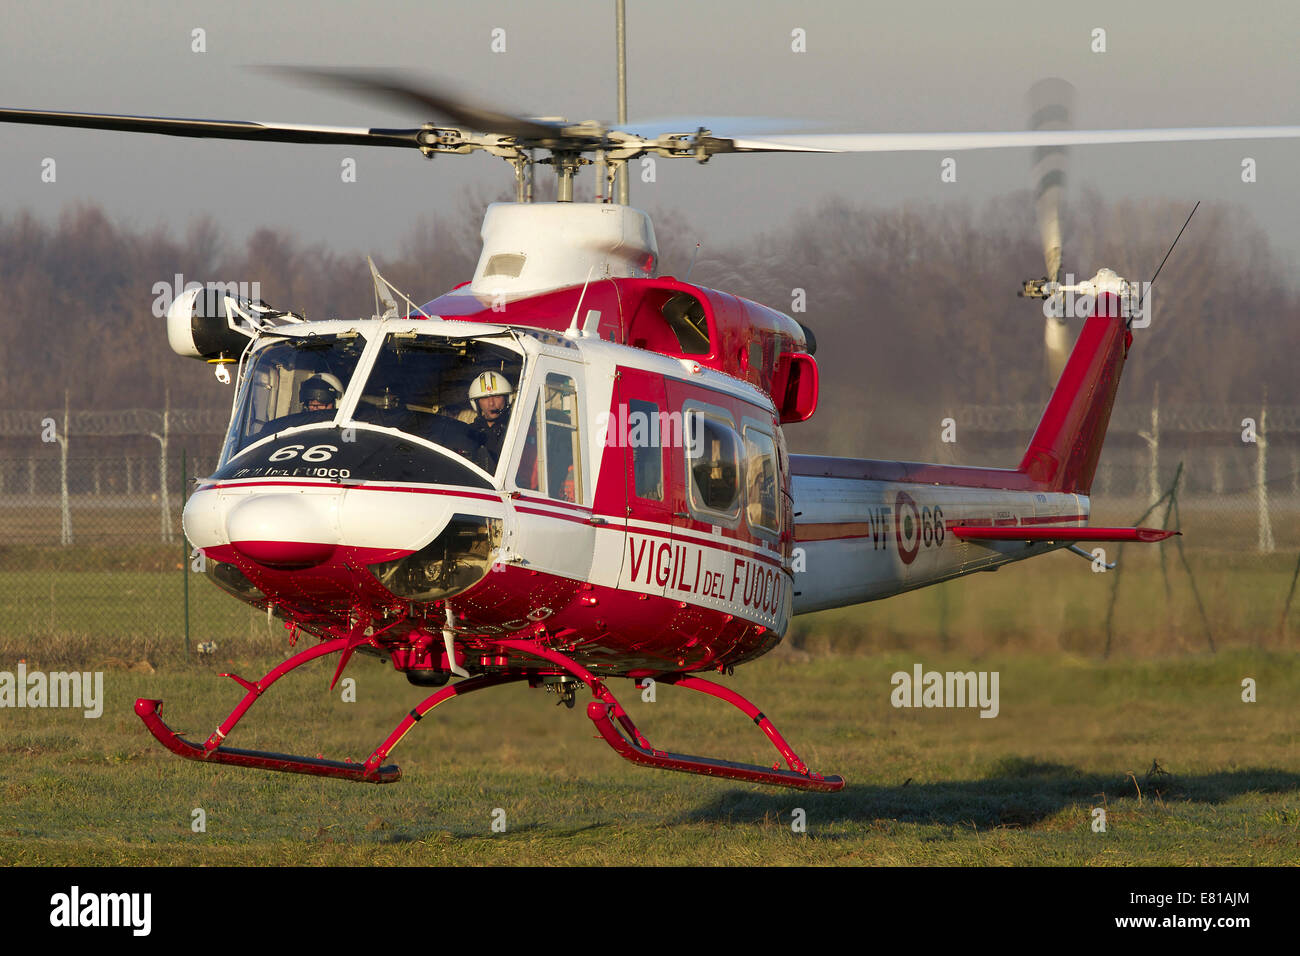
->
4;67;1299;794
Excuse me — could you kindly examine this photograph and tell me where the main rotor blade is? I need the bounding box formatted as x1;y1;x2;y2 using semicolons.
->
0;107;425;148
721;126;1300;153
270;67;566;140
621;115;821;138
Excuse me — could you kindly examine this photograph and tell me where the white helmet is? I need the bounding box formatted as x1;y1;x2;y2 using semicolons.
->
468;371;513;411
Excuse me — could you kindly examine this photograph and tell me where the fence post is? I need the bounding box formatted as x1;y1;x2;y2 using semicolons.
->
59;390;72;546
182;448;190;661
148;390;173;543
1258;391;1274;554
1137;382;1160;506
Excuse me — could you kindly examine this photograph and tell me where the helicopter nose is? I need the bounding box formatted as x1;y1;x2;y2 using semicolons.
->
226;493;339;569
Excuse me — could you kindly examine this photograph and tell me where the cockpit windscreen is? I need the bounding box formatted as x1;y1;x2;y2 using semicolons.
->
220;333;365;464
353;335;523;474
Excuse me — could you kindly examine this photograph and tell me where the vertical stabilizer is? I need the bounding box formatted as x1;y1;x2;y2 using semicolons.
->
1018;292;1131;494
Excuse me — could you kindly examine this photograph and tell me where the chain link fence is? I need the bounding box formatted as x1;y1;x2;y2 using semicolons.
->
3;406;1299;662
0;439;275;664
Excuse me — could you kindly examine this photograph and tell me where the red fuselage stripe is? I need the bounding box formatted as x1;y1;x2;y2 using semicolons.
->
796;514;1085;544
794;522;874;542
515;506;596;526
207;480;502;502
513;494;592;513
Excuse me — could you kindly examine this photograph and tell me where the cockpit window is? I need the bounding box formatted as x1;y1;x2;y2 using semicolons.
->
221;333;365;464
353;334;524;475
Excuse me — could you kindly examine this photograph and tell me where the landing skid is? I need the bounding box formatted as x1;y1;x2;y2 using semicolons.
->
135;698;400;782
495;640;845;792
135;637;844;793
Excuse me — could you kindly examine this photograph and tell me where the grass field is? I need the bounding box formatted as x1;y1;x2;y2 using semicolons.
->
1;643;1296;865
0;541;1297;866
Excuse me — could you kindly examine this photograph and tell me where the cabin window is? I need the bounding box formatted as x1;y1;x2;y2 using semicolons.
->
483;253;525;278
629;399;663;500
514;408;540;492
221;333;366;464
514;372;583;502
685;410;741;522
661;293;711;355
743;426;779;536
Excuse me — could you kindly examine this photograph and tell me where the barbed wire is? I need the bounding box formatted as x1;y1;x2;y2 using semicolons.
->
949;404;1300;433
0;409;229;438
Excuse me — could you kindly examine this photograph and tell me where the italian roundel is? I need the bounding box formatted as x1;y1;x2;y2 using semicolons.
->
894;490;921;565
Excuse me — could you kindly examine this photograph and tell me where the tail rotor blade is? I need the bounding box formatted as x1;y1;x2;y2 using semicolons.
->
1028;78;1074;285
1028;79;1074;386
1045;315;1071;385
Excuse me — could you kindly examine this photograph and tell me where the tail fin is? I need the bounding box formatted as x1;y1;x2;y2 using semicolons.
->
1018;293;1131;494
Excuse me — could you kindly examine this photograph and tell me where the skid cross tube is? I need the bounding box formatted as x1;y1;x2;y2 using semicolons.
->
660;674;811;776
136;638;529;783
206;635;351;751
361;673;528;776
493;639;845;792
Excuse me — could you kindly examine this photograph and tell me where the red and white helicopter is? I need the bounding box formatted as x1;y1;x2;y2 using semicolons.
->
5;71;1299;793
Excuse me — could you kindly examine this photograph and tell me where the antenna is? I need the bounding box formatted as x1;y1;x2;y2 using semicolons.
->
566;265;599;335
1136;201;1199;320
684;242;702;282
616;0;629;205
368;255;432;319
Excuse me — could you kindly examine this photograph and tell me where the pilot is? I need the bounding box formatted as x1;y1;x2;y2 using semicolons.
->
467;371;513;471
300;373;344;413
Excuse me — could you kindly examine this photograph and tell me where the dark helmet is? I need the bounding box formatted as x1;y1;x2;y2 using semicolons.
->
299;373;343;406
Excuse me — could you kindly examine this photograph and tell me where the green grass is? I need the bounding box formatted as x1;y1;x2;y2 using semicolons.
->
0;545;1296;865
788;548;1299;658
0;648;1296;865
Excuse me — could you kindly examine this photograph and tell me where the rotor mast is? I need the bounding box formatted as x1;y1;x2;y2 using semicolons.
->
616;0;629;205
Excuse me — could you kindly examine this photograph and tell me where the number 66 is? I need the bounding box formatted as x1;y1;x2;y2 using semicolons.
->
269;444;337;462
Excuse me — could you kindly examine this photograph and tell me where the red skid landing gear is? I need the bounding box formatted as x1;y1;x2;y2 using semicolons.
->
495;640;846;793
135;636;400;782
136;697;402;782
135;635;844;792
134;631;526;784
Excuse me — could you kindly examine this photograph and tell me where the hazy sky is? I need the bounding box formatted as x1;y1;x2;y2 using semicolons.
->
3;0;1300;284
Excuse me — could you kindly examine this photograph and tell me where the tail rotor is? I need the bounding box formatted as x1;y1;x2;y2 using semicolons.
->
1019;78;1076;385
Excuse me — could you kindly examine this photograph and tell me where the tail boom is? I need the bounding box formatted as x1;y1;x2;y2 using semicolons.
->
787;292;1142;614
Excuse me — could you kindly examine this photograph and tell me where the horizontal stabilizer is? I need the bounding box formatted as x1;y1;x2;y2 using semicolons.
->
952;526;1178;544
